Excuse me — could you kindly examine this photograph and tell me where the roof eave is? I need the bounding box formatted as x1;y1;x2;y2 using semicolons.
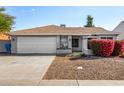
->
94;33;120;36
9;33;92;36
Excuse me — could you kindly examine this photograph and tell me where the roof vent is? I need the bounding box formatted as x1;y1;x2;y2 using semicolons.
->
60;24;66;27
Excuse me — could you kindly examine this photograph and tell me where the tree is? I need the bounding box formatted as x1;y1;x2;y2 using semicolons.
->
0;7;5;12
0;7;15;33
84;15;95;27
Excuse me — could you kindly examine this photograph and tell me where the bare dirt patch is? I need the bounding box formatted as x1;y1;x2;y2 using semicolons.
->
43;56;124;80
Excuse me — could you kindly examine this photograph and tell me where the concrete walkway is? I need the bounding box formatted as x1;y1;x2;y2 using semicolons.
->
38;80;124;86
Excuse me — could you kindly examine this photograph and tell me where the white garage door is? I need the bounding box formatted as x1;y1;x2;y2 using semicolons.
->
17;37;56;54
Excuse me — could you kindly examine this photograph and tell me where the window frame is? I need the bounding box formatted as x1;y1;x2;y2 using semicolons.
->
101;37;113;40
60;36;68;49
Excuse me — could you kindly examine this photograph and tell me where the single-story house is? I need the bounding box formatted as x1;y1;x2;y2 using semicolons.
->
0;33;10;53
113;21;124;40
9;25;119;55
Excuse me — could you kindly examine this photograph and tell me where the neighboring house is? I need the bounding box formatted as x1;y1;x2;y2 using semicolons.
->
9;25;119;55
0;33;10;52
113;21;124;40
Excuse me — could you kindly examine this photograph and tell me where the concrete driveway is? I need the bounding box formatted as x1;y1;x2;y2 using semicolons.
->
0;55;55;86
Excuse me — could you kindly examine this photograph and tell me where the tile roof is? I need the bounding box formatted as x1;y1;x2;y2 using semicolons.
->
9;25;119;36
0;33;10;40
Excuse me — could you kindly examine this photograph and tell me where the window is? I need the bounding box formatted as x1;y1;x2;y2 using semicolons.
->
72;38;79;47
60;36;68;49
101;37;107;39
101;37;113;39
107;37;113;39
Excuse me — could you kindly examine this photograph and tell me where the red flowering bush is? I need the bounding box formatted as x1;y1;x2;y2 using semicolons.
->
90;39;115;57
112;40;124;56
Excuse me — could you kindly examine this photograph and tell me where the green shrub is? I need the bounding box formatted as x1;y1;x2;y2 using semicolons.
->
89;40;101;55
67;52;87;60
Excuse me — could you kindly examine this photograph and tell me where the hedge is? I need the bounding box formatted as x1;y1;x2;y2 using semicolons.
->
112;40;124;56
90;39;115;57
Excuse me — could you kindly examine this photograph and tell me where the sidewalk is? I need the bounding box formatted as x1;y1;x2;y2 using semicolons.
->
1;79;124;86
38;80;124;86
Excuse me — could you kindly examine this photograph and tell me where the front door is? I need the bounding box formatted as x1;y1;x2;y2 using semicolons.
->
72;38;80;52
72;38;79;48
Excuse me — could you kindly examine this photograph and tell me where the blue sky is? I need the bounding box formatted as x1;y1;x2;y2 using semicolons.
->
4;6;124;31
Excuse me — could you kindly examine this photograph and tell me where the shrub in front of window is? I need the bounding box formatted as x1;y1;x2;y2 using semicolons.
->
90;39;115;57
112;40;124;56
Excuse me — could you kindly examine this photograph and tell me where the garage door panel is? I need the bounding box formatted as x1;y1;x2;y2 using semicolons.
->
17;37;56;53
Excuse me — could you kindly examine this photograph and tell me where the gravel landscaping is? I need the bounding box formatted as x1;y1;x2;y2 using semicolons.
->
43;55;124;80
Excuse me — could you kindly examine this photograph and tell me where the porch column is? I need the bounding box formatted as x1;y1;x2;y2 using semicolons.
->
68;36;72;49
56;36;60;48
11;36;17;53
82;36;88;55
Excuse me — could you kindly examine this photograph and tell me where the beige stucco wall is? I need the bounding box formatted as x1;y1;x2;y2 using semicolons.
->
68;36;72;49
11;36;17;53
56;36;60;48
81;36;89;54
56;49;72;54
